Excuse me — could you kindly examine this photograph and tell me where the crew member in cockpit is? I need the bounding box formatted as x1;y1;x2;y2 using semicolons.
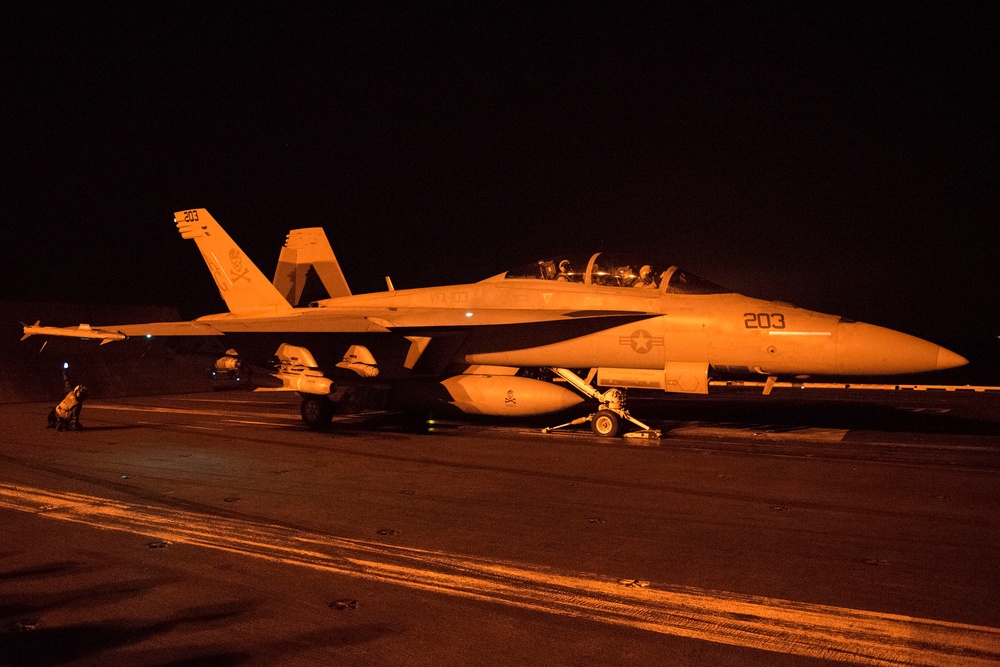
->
634;265;657;288
556;259;573;281
617;265;639;286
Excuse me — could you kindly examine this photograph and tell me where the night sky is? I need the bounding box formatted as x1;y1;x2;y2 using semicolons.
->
3;5;998;355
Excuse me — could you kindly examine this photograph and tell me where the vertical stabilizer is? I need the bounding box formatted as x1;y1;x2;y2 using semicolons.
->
175;208;292;313
273;227;351;305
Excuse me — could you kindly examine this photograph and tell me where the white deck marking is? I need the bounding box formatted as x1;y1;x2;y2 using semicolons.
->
668;423;848;442
2;483;998;665
86;402;297;421
222;419;287;426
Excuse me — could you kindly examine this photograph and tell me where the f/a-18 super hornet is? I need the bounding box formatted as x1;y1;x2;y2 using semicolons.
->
22;208;967;437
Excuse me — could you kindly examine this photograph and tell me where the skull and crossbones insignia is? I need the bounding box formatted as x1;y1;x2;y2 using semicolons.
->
228;248;251;282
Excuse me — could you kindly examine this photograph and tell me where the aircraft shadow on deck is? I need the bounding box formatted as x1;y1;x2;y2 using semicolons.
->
631;395;1000;437
314;396;1000;438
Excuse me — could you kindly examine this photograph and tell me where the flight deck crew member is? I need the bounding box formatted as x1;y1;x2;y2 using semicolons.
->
47;367;88;431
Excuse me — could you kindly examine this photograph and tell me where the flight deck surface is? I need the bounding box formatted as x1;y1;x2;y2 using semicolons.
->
2;390;999;666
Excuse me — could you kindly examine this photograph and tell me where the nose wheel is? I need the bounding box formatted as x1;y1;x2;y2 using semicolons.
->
591;409;622;437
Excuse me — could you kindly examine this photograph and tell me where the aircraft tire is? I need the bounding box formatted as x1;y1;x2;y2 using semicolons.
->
591;410;621;437
301;395;334;431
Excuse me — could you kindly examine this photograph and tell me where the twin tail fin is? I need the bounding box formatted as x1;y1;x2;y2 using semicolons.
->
175;208;292;313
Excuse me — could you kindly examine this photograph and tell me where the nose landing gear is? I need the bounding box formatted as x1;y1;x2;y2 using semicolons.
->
541;368;660;439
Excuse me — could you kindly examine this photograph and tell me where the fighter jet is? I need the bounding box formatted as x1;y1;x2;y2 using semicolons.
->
23;208;967;437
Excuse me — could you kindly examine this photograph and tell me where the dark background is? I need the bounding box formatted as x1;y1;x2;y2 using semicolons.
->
3;4;997;373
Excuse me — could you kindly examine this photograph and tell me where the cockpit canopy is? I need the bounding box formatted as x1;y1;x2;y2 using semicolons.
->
503;253;731;295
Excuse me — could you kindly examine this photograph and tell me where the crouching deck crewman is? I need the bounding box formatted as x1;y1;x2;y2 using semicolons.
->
47;365;87;431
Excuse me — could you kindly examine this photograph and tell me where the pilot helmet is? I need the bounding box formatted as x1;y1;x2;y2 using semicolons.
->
559;259;571;273
639;265;652;280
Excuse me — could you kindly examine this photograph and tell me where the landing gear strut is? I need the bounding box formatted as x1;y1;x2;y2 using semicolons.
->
541;368;660;439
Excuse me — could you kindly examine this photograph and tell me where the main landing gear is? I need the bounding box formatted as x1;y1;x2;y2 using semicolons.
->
301;394;334;431
541;368;660;439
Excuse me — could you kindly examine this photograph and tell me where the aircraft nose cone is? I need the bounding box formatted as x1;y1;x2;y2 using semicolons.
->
935;346;968;370
836;322;965;375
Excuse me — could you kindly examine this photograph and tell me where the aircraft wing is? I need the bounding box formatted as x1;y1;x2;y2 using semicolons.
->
354;308;657;330
21;320;225;343
192;307;658;333
22;308;657;342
